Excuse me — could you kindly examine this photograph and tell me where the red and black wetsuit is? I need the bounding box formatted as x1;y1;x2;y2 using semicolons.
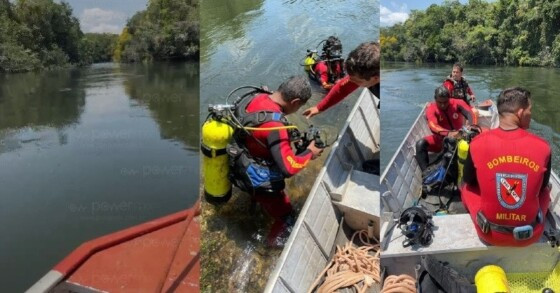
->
443;77;474;105
313;60;344;90
245;94;313;243
424;99;477;152
461;128;551;246
316;75;359;112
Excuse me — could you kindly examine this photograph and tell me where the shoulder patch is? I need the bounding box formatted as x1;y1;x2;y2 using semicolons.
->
496;173;527;210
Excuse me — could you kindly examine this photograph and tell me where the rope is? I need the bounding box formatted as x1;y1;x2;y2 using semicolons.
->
308;230;381;293
381;275;417;293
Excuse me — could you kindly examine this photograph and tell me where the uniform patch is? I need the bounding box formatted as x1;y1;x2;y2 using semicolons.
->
496;173;527;210
452;113;459;119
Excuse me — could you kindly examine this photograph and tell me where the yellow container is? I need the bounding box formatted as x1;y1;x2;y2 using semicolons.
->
475;265;510;293
201;118;234;204
457;139;469;185
303;55;316;72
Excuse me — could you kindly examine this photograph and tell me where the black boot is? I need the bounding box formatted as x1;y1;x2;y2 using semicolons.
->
415;139;430;172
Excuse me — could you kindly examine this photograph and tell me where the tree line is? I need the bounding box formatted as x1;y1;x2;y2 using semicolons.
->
381;0;560;66
0;0;198;73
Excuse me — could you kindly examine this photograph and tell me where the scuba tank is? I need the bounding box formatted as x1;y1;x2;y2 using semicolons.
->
303;50;318;72
456;125;482;185
201;105;235;204
456;139;469;185
474;265;510;293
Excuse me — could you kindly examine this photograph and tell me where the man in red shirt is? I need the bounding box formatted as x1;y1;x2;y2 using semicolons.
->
461;87;551;246
415;86;477;171
232;76;323;246
303;41;380;118
443;63;476;105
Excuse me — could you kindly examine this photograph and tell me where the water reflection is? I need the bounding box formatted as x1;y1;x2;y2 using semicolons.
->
122;62;200;149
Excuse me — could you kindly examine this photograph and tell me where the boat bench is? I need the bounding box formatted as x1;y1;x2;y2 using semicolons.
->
381;212;560;278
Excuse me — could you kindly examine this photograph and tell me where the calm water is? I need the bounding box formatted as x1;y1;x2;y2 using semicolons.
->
0;62;199;292
200;0;379;291
381;62;560;174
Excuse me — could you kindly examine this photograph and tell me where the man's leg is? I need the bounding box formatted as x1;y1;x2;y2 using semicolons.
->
253;190;294;246
415;135;443;172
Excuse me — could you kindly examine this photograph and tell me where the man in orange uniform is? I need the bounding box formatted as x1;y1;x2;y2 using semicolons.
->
461;87;551;246
231;76;323;246
443;63;476;105
415;86;477;171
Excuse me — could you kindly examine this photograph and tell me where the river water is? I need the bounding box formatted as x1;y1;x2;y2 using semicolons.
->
0;62;199;292
381;62;560;174
200;0;379;291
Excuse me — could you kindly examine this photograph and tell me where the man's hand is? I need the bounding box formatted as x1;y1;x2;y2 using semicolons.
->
322;82;333;90
307;140;324;159
303;106;320;119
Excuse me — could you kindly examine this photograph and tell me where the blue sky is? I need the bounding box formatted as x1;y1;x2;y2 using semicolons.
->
380;0;469;27
58;0;148;33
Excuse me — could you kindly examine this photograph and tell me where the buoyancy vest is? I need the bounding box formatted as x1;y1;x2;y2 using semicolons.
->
227;91;294;194
445;77;470;104
465;128;551;245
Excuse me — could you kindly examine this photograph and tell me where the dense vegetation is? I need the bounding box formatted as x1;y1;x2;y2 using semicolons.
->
381;0;560;66
0;0;198;73
0;0;118;72
114;0;199;62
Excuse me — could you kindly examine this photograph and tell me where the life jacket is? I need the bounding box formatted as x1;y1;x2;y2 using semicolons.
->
462;128;551;246
227;90;294;195
445;76;470;104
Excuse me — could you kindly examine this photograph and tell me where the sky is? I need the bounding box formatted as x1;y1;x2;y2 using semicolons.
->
58;0;148;34
380;0;470;27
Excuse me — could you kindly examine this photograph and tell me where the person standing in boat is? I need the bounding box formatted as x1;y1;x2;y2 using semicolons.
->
415;86;477;172
311;36;346;90
443;63;476;106
303;41;380;118
461;87;551;246
229;76;324;247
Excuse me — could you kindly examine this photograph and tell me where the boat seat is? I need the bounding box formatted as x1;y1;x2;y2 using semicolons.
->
382;213;557;258
333;170;380;235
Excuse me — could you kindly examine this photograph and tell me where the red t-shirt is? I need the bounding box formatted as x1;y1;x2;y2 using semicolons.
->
244;94;312;177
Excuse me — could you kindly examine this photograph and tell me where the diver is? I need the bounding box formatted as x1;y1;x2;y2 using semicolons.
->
304;36;346;90
203;76;324;247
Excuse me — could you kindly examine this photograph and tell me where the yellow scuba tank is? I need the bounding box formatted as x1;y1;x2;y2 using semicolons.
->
201;116;234;204
475;265;510;293
457;138;469;185
303;51;317;72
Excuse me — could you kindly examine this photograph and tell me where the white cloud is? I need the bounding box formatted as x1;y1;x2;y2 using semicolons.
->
80;8;126;34
380;5;409;27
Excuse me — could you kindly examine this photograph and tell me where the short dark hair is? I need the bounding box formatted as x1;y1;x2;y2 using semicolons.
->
453;63;463;72
434;86;450;99
497;87;531;114
345;41;380;80
278;75;312;103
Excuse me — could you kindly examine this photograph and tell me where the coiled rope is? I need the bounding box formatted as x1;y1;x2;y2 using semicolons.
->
381;274;416;293
308;230;380;293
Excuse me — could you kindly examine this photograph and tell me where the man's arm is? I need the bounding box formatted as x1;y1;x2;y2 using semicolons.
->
542;155;552;191
457;100;478;125
463;149;478;186
315;62;331;89
316;75;359;112
266;122;313;177
426;106;451;136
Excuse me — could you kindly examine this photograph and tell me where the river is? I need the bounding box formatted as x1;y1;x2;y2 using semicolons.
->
200;0;379;291
381;62;560;174
0;62;200;292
